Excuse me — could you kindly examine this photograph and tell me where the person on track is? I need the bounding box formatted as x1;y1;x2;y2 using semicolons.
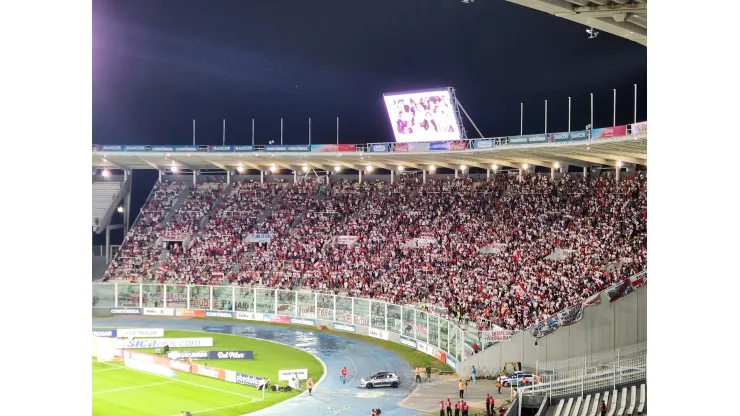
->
454;401;460;416
458;379;465;399
446;398;452;416
306;377;314;396
415;366;422;383
471;366;477;384
439;401;445;416
341;367;347;384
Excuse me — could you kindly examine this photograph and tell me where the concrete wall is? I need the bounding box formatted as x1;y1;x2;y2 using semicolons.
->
463;286;647;373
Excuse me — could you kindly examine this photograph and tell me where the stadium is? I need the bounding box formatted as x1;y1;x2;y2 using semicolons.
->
90;1;648;416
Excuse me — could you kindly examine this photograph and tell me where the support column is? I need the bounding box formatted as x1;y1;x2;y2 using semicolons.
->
486;169;490;179
518;168;523;182
391;170;394;184
105;226;110;264
615;164;621;182
158;170;162;182
124;189;131;234
193;171;197;185
260;170;264;184
454;169;458;179
293;171;297;183
583;166;588;178
422;169;426;183
551;166;555;181
358;169;363;184
227;170;231;185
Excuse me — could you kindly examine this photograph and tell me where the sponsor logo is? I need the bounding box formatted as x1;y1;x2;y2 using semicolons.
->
167;351;209;360
100;145;123;151
213;351;252;359
235;372;263;387
370;144;388;152
118;328;164;338
124;145;148;151
173;146;198;152
116;337;213;349
290;318;315;326
528;135;547;143
475;140;493;148
211;145;233;151
205;310;233;318
509;137;528;144
434;349;447;363
168;359;191;372
333;323;356;333
143;308;174;316
110;308;141;315
446;356;457;370
449;141;468;151
368;328;389;340
552;133;570;141
417;341;435;355
278;368;309;381
400;336;417;349
196;365;221;379
151;146;175;152
235;311;261;321
234;145;254;152
92;329;117;338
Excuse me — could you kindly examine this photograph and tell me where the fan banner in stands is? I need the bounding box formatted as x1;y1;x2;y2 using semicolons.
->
529;315;561;339
590;125;627;140
549;130;588;143
110;308;142;315
583;292;601;306
235;311;263;321
480;330;515;343
289;317;316;326
334;236;359;245
473;139;495;149
507;134;548;145
368;144;389;152
310;144;356;152
247;233;272;243
399;335;417;349
630;121;647;135
428;141;468;151
263;314;291;324
557;306;584;327
263;145;311;152
608;272;647;303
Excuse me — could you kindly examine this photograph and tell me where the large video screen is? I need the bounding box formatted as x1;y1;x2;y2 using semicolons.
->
383;89;462;142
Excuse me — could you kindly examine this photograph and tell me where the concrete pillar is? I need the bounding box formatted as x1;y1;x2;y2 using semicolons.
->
551;167;555;181
260;170;264;184
193;171;197;185
486;169;490;179
422;169;427;183
125;190;131;234
227;170;231;185
294;171;297;183
615;165;621;182
583;166;588;178
358;169;363;184
454;169;458;179
391;170;394;184
518;168;523;182
158;170;162;182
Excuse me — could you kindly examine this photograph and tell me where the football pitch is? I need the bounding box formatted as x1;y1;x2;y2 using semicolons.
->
92;330;324;415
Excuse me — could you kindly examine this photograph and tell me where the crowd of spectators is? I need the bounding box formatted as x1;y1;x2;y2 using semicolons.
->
104;172;647;332
158;181;223;240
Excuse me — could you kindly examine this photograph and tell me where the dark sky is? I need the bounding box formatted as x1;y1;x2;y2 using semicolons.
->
92;0;647;146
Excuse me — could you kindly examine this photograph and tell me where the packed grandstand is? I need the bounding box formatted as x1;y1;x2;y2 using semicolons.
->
101;170;647;333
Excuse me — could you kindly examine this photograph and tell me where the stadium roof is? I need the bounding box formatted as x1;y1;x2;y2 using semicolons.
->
92;135;647;172
507;0;647;46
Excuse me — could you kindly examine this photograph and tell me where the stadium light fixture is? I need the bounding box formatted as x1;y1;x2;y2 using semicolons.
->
117;207;123;214
366;165;374;172
523;163;529;169
302;165;308;172
617;161;623;167
334;166;341;172
237;166;245;173
491;164;498;170
554;162;560;169
102;169;110;178
429;165;436;172
460;165;467;171
171;166;178;173
270;166;277;173
398;166;405;172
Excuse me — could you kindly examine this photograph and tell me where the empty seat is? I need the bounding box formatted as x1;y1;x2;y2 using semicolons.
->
554;399;565;416
636;384;646;415
563;398;574;416
607;390;618;416
581;395;591;416
615;387;627;416
589;392;601;416
572;396;583;416
627;385;636;415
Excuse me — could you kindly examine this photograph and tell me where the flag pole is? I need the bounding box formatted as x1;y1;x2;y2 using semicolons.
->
251;119;255;147
336;117;339;145
309;118;312;146
544;100;548;135
568;97;571;132
192;119;196;145
280;118;283;145
612;89;616;127
222;119;226;145
520;103;523;135
633;84;637;123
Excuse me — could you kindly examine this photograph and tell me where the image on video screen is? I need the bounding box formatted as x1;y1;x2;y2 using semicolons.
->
383;89;461;142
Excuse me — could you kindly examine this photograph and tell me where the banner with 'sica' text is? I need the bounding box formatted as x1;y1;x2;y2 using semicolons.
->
114;337;213;349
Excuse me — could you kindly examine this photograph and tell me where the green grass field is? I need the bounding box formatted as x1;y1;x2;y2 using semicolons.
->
92;330;324;415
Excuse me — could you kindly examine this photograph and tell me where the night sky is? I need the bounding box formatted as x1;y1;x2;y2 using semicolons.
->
93;0;647;147
92;0;647;246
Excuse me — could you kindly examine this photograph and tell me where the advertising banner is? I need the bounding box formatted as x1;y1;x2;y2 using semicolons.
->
176;309;206;318
508;134;548;146
208;350;254;360
394;142;431;153
473;140;495;149
278;369;309;381
416;341;435;356
231;371;264;387
289;317;315;326
333;323;356;333
205;310;233;319
235;311;263;321
110;308;141;315
234;145;254;152
192;364;226;380
428;141;468;151
368;144;389;153
92;329;117;338
262;314;291;324
368;328;389;340
480;330;514;343
264;145;310;152
124;355;177;377
446;356;457;370
118;328;165;338
211;145;234;152
143;308;175;316
630;121;647;135
310;144;356;152
399;335;417;349
590;125;627;140
115;337;214;349
167;351;210;360
434;349;447;364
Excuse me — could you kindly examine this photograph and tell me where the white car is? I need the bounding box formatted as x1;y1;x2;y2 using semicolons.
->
500;371;535;387
360;372;400;389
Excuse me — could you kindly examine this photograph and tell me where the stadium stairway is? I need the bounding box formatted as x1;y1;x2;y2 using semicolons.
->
161;185;192;225
195;182;233;236
547;383;645;416
236;185;288;265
